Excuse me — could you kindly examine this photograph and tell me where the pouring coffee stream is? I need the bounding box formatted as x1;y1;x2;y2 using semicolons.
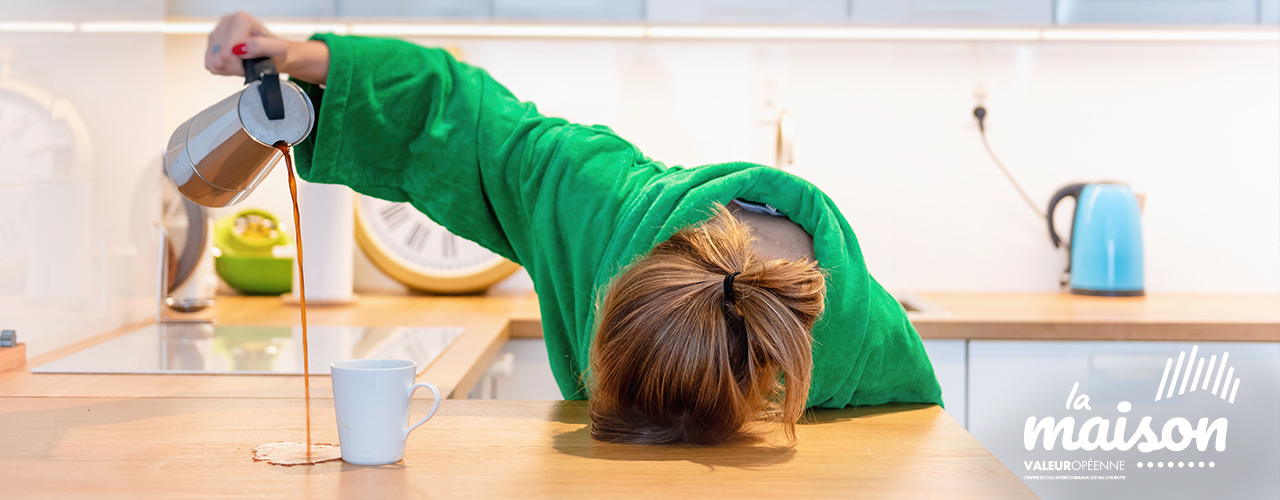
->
278;141;312;461
165;57;322;464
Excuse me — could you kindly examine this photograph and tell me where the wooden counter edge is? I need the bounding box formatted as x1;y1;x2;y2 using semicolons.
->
15;292;1278;401
511;292;1280;342
419;320;511;399
0;343;25;372
914;321;1280;342
509;315;1280;343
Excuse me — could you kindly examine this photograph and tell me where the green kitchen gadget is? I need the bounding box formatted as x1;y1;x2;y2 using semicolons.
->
213;209;293;295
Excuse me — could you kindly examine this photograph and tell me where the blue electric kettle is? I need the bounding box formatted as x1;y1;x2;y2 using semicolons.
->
1047;183;1144;296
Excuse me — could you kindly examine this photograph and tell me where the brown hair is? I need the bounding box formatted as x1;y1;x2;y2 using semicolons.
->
588;205;826;445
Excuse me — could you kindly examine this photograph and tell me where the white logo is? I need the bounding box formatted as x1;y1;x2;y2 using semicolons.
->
1155;345;1240;403
1024;345;1236;453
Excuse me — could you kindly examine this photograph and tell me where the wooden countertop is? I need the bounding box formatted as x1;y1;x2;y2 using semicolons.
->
0;398;1032;499
514;291;1280;342
911;292;1279;342
0;292;1034;499
8;291;1273;403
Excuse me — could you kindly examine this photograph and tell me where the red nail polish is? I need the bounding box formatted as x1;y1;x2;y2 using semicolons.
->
232;44;247;55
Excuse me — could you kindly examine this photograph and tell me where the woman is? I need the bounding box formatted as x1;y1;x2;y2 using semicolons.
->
206;12;942;445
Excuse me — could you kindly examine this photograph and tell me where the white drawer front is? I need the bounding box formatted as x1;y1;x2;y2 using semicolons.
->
922;339;967;428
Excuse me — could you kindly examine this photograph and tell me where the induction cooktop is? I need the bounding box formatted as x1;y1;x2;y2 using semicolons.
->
32;322;463;375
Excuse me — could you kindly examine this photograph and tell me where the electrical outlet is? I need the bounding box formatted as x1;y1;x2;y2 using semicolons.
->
972;81;988;106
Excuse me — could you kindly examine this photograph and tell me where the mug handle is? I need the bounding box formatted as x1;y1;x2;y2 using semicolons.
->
405;382;442;439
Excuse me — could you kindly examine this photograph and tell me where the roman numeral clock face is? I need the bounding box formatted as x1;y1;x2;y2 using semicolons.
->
369;201;488;270
354;194;519;294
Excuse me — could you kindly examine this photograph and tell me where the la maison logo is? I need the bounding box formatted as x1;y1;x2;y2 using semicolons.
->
1025;345;1240;453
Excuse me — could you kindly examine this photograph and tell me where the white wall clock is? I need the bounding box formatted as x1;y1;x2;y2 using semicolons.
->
353;195;519;294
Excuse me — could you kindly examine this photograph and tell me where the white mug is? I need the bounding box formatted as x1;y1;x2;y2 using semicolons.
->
331;359;441;465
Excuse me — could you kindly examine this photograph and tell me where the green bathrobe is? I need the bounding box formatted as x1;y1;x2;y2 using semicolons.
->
292;34;943;409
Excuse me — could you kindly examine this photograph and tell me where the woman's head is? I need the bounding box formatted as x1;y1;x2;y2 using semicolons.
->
588;205;826;445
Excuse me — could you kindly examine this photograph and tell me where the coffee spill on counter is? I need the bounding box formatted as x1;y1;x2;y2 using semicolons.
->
249;142;319;465
252;442;341;466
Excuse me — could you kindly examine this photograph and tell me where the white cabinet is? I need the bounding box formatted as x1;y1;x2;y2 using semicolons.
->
1055;0;1260;25
922;339;967;428
851;0;1051;26
646;0;849;25
968;340;1279;500
474;338;969;427
335;0;490;19
494;0;643;21
1264;0;1280;24
468;339;564;400
167;0;336;18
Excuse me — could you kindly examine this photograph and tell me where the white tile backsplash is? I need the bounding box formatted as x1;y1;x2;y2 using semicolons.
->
0;24;164;356
435;37;1280;294
157;36;1280;297
2;17;1277;358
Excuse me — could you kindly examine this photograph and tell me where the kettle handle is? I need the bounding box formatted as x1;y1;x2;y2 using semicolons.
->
1047;183;1086;286
242;58;286;121
242;57;275;85
1047;184;1086;248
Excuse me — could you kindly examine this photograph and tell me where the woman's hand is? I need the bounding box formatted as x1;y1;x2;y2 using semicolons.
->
205;11;330;85
205;12;284;76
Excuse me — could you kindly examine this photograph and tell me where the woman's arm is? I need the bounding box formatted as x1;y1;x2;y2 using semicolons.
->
206;14;653;270
292;36;654;282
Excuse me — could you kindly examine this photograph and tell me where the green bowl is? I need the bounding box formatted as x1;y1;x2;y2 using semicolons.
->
215;255;293;295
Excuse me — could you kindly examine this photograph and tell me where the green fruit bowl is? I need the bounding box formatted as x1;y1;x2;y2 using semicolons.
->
215;255;293;295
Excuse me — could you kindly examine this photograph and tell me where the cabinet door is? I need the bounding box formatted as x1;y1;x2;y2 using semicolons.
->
335;0;490;19
922;339;967;428
167;0;335;18
852;0;1051;25
468;339;565;400
493;0;643;21
1263;0;1280;24
647;0;849;25
1055;0;1259;24
969;341;1279;500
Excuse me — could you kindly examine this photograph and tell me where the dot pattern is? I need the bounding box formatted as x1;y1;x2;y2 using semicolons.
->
1142;460;1216;470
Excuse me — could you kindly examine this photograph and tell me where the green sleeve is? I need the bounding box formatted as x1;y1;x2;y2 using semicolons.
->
845;278;944;408
291;34;652;272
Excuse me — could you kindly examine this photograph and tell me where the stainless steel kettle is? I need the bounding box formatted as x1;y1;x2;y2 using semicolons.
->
164;58;314;207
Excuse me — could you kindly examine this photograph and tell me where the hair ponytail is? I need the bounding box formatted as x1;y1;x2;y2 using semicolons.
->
588;204;826;445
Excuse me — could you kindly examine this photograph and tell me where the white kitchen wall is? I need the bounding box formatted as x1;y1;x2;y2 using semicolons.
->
5;22;1277;356
1;2;165;356
166;34;1280;296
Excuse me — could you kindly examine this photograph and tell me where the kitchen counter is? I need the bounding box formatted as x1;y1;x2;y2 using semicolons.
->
0;398;1033;499
6;291;1273;402
0;293;1035;499
912;292;1279;341
513;291;1280;342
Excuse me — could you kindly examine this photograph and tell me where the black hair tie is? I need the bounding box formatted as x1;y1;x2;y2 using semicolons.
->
722;272;748;354
723;272;741;304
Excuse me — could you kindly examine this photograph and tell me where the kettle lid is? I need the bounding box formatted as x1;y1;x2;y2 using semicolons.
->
238;79;314;147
